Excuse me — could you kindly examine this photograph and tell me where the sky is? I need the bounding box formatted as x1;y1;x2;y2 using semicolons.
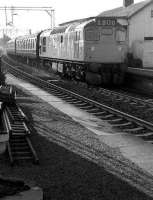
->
0;0;144;36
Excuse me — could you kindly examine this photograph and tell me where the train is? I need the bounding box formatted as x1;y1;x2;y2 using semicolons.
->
6;17;129;86
0;47;5;85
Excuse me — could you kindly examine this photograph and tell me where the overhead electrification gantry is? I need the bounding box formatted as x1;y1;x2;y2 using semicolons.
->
0;6;55;29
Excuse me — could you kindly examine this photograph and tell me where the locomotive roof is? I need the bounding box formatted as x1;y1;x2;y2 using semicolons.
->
40;29;52;37
59;17;95;26
73;19;95;30
98;0;153;18
51;25;69;34
50;19;95;35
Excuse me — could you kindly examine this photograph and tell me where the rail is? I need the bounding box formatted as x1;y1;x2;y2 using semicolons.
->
3;58;153;143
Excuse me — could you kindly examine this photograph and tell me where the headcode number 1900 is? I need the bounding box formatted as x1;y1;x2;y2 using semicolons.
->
97;18;116;26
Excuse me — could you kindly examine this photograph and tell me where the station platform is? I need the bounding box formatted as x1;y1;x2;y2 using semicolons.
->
127;67;153;78
6;74;153;198
126;67;153;96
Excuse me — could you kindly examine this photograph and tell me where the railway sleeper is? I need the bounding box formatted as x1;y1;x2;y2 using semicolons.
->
123;127;144;132
78;105;93;109
5;106;26;122
107;118;123;123
135;132;153;137
93;111;108;116
8;136;39;165
99;114;114;120
141;135;153;141
111;122;132;127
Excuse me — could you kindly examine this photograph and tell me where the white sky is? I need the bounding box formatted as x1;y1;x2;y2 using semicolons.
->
0;0;144;36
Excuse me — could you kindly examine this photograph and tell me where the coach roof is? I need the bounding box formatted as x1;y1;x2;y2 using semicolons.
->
98;0;153;19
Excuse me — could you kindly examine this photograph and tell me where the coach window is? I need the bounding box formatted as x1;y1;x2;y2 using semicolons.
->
26;40;28;49
22;41;23;49
28;39;30;49
30;40;32;49
78;32;81;40
75;32;77;41
116;28;126;42
31;39;33;49
34;39;36;48
27;40;29;49
32;39;33;49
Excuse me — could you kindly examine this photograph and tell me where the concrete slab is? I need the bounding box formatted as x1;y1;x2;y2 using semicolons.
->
134;161;153;175
1;187;43;200
121;143;153;157
99;132;144;148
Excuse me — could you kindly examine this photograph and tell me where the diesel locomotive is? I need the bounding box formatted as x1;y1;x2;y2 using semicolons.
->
6;17;128;85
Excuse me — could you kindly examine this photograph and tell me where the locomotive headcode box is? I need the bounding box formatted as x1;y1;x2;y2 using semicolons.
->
96;18;116;26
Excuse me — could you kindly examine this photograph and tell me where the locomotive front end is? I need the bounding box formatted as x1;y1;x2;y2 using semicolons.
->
84;17;128;85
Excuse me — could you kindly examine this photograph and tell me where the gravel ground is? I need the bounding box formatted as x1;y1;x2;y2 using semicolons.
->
0;79;153;199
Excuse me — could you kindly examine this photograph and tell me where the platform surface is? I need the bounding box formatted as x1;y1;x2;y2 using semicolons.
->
6;74;153;197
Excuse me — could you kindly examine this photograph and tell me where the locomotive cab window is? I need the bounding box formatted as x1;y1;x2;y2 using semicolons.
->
42;37;46;52
43;37;46;45
116;29;126;42
85;29;100;41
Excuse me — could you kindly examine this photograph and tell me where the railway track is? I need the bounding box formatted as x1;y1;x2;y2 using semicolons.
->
3;58;153;144
2;101;39;165
97;87;153;111
4;58;153;197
